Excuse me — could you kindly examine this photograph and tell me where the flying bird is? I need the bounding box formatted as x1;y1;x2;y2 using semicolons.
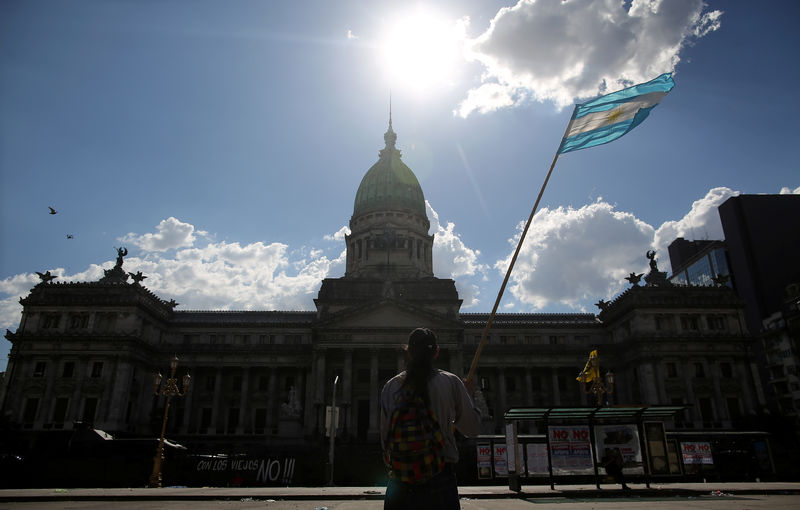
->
66;235;74;239
48;207;57;215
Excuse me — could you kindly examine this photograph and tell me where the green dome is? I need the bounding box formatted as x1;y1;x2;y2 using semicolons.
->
353;123;426;217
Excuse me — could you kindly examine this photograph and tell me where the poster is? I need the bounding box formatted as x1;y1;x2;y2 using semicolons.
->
525;443;549;476
681;441;714;465
493;443;508;477
548;425;594;475
476;443;493;479
594;424;644;474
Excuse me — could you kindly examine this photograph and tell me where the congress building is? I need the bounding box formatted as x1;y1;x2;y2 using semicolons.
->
0;119;768;485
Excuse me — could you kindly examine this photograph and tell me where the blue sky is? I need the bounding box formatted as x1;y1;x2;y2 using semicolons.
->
1;0;798;370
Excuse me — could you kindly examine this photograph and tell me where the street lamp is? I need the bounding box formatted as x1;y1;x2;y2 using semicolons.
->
148;355;190;488
577;350;615;406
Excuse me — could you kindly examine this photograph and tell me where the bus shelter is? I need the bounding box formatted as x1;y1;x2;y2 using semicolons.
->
502;405;687;491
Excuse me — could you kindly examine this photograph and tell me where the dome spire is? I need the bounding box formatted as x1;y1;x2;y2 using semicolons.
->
383;92;397;152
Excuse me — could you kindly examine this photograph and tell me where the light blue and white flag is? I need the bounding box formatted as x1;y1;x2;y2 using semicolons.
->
558;73;675;154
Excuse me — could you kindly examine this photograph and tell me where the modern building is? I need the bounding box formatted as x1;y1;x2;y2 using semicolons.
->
0;120;768;485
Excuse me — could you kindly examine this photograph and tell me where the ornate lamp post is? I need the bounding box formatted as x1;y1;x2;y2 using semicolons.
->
577;350;615;406
148;355;190;488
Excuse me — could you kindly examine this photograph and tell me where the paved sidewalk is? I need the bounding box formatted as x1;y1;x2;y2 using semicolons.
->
0;482;799;502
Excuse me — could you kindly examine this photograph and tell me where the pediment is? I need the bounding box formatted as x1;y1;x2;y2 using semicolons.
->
317;299;461;331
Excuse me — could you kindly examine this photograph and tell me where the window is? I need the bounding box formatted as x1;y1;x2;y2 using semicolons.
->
357;369;370;384
82;397;98;423
720;362;733;378
694;363;705;378
681;315;699;330
258;375;269;391
654;316;663;330
232;376;242;391
727;397;742;421
549;336;558;345
284;376;295;390
558;376;568;392
254;408;267;430
33;362;47;378
90;362;103;378
52;398;69;424
227;408;239;431
205;375;216;391
62;362;75;378
23;398;39;423
480;376;491;391
41;314;61;329
69;313;89;329
506;376;517;393
531;377;541;391
200;408;212;430
666;362;678;378
707;315;726;330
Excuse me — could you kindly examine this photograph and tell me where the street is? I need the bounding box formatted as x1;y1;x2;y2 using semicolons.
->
4;494;800;510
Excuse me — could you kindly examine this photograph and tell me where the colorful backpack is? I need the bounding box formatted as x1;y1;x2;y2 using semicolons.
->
383;387;446;484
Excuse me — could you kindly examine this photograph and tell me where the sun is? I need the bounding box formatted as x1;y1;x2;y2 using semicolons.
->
379;8;466;93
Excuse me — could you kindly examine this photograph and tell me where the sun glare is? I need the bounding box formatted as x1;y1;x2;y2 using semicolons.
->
379;8;465;93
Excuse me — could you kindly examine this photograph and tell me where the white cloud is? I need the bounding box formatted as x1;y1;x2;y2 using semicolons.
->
498;199;655;309
652;186;739;261
457;0;722;116
324;226;351;241
428;201;489;308
120;217;206;252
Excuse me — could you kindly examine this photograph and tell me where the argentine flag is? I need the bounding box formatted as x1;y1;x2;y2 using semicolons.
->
558;73;675;154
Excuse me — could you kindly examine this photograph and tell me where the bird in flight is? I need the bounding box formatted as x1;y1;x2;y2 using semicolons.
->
48;207;57;215
66;234;74;239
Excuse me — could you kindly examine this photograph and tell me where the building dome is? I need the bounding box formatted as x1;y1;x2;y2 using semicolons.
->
353;121;426;218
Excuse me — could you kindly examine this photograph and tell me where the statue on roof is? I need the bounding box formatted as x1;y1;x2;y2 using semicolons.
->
625;272;643;286
129;271;147;284
35;271;57;284
114;247;128;269
644;250;672;287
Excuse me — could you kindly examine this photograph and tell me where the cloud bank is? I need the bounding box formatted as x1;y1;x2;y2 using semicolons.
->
1;185;797;334
456;0;722;116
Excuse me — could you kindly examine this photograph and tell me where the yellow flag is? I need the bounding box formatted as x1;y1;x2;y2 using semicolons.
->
576;350;600;383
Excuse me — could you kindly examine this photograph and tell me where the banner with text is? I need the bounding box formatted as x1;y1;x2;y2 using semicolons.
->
548;425;594;475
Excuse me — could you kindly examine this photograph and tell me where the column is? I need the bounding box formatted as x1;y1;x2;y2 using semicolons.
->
343;350;353;436
551;368;561;406
106;357;132;428
653;363;668;404
236;367;250;434
267;369;278;429
210;366;222;434
180;362;195;434
315;352;327;433
38;356;58;428
497;368;507;421
69;357;87;423
735;361;755;414
710;362;726;427
524;369;533;407
368;349;379;441
681;357;697;424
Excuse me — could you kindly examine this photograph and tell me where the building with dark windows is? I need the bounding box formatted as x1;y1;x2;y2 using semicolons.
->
668;195;800;421
0;120;777;486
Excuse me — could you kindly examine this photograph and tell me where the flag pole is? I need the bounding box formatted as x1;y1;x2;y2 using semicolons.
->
466;149;562;384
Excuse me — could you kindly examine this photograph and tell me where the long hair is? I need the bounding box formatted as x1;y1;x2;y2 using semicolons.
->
402;328;438;403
